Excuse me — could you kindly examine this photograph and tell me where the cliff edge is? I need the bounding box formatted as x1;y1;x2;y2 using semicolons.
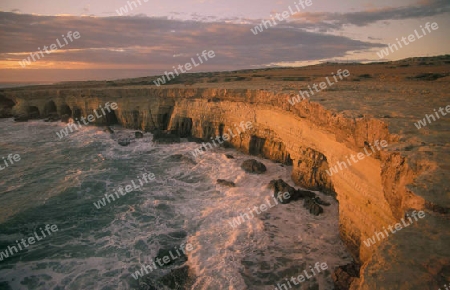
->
1;57;449;289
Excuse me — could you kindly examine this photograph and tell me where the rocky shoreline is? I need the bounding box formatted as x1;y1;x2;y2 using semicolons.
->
1;58;449;289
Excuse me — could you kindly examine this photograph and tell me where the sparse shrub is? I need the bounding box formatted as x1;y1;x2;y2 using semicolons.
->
409;73;447;81
282;77;309;81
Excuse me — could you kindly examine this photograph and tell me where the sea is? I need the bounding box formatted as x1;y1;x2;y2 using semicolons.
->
0;118;352;290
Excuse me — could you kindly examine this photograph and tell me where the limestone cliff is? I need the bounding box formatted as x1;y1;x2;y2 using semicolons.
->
1;65;449;289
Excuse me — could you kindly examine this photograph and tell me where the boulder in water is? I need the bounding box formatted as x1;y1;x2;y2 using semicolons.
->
274;191;292;204
135;131;144;138
269;179;296;202
217;179;236;187
168;154;197;165
269;179;316;201
241;159;267;174
303;197;324;215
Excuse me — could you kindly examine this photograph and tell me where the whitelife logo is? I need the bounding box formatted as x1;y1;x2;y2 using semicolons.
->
325;140;388;176
116;0;149;16
288;69;350;106
93;173;155;209
152;50;215;86
0;153;21;171
376;22;439;59
0;224;59;261
363;211;425;247
131;243;194;279
191;121;252;158
414;104;450;129
19;31;81;68
250;0;313;35
55;102;118;139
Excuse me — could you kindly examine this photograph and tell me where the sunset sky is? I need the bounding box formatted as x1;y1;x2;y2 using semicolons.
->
0;0;449;83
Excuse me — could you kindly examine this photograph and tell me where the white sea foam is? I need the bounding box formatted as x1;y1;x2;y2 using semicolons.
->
0;123;351;289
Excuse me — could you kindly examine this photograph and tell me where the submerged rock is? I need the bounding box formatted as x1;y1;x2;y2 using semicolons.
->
105;126;114;134
241;159;267;174
274;191;292;204
44;113;60;122
269;179;296;202
152;130;180;143
14;115;28;122
217;179;236;187
169;154;183;160
154;247;187;268
141;265;192;290
168;154;197;165
135;131;144;138
118;138;131;146
269;179;316;201
60;114;70;123
269;179;324;215
303;197;324;215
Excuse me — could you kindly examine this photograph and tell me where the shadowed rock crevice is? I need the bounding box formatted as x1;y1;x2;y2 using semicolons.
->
43;100;57;117
105;109;119;125
292;147;334;195
202;121;215;140
73;107;83;121
60;104;72;117
158;106;174;131
175;117;192;138
0;96;15;118
248;132;293;165
131;110;140;129
27;106;40;119
249;135;266;156
332;262;361;290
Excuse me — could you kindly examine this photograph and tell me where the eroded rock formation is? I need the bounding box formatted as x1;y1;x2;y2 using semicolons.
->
1;80;448;289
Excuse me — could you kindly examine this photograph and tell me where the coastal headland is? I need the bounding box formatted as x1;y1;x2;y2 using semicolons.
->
1;56;449;289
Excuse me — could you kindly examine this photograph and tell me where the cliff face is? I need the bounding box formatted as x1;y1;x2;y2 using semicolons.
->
1;85;449;289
